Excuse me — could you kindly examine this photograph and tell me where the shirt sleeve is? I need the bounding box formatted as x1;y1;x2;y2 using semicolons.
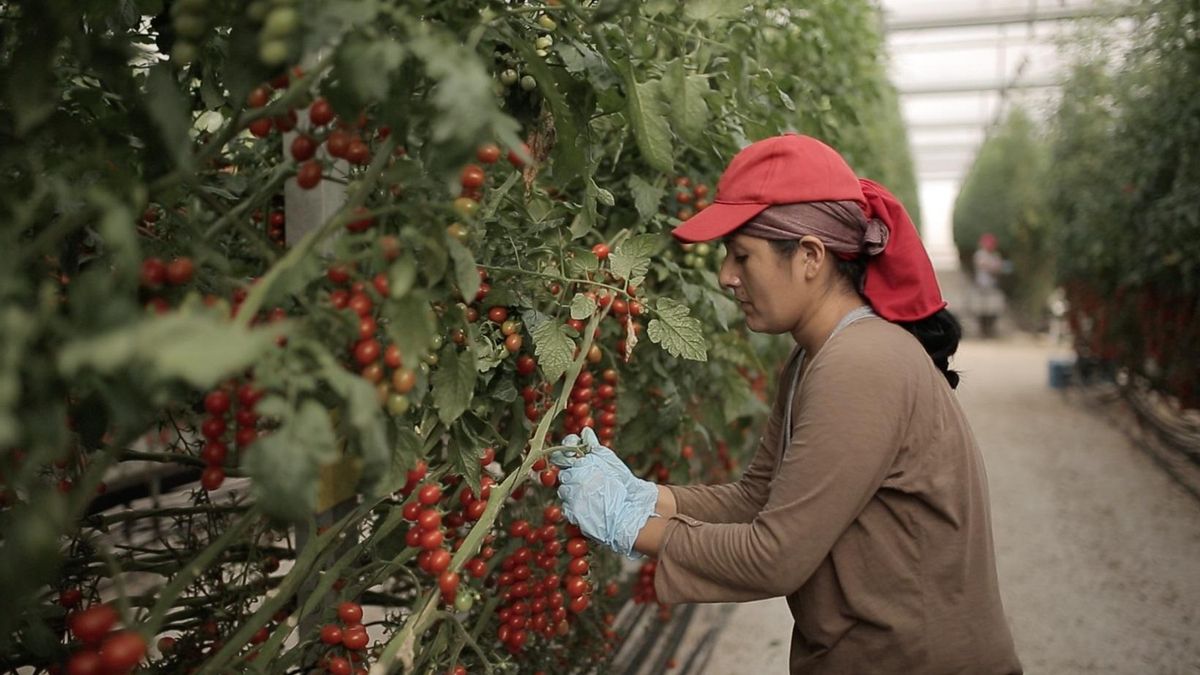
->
664;347;798;524
654;328;916;604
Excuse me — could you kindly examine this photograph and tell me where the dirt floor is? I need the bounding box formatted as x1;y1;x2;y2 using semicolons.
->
672;334;1200;675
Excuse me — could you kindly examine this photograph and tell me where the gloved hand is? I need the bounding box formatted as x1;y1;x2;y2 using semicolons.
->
552;427;658;558
555;457;630;551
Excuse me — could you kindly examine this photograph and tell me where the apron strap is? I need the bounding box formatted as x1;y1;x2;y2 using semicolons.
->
780;306;877;457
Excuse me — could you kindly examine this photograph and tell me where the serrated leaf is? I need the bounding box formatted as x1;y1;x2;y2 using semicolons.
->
628;175;665;224
530;318;574;383
446;238;480;303
448;423;484;494
570;293;598;320
621;65;673;173
610;234;663;286
431;346;476;424
383;294;434;363
647;298;708;361
245;398;337;522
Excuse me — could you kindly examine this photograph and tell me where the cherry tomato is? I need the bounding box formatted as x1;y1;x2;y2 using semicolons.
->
327;656;352;675
591;243;610;260
392;368;416;394
140;258;167;288
508;143;531;168
460;164;485;189
201;466;225;491
475;143;501;164
69;605;117;646
337;601;363;626
417;484;442;505
504;333;523;353
67;649;102;675
248;118;273;138
326;130;351;158
320;624;343;645
428;548;452;574
297;160;322;189
516;355;536;376
204;390;231;416
166;257;194;285
290;134;317;161
353;339;381;366
341;625;368;650
309;98;334;126
439;570;461;596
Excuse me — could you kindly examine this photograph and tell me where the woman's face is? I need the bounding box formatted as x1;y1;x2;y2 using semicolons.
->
718;234;814;334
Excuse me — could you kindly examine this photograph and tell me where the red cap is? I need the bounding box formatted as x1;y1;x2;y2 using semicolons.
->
671;133;946;323
672;133;864;243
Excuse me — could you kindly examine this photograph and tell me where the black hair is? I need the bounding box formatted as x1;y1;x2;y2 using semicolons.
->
767;238;963;389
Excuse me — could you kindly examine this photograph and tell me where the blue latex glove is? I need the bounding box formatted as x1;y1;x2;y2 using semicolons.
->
553;427;658;558
555;459;630;552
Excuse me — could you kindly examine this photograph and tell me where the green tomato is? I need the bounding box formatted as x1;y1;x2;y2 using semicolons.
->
171;41;198;64
429;334;444;350
535;35;554;50
695;243;712;257
173;14;206;39
538;15;558;31
386;393;410;416
500;69;519;86
454;591;475;613
261;7;299;39
519;75;537;92
680;243;695;253
246;0;270;21
258;39;290;66
683;253;699;268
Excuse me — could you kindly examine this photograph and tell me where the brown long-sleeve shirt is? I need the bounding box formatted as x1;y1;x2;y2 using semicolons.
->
656;318;1022;674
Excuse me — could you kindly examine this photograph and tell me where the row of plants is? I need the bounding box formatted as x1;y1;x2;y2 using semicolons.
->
952;0;1198;409
0;0;918;673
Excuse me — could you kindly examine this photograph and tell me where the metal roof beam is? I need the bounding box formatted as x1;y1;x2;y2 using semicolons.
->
898;77;1060;95
884;5;1127;32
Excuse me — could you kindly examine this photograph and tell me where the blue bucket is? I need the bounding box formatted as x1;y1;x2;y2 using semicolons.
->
1048;358;1075;389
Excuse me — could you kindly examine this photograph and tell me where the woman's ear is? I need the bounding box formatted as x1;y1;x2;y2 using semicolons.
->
797;236;827;280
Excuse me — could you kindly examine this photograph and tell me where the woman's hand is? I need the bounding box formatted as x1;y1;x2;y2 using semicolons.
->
552;428;659;558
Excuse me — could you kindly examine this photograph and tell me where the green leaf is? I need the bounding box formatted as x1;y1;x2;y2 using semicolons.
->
388;254;418;299
321;360;389;485
684;0;745;22
629;175;665;224
446;238;480;303
57;311;282;389
647;297;708;361
244;398;337;522
570;293;598;320
338;37;405;102
383;294;434;361
620;65;674;173
431;346;476;424
448;423;484;493
664;61;711;145
610;234;663;287
510;34;588;182
529;315;574;383
144;64;194;172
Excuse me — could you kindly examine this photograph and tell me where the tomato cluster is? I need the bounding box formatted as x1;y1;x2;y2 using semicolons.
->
62;604;146;675
197;380;263;491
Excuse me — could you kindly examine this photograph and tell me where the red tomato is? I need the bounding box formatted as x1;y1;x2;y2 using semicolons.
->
166;257;194;285
477;143;501;164
420;529;444;550
309;98;334;126
341;625;368;650
460;164;485;189
67;649;102;675
565;538;588;558
337;601;363;626
247;86;270;108
290;134;317;161
417;509;441;531
428;548;452;574
98;631;145;673
353;339;381;366
248;118;273;138
139;258;166;288
591;243;610;260
516;355;536;376
417;484;442;505
200;466;225;491
508;143;531;168
326;130;351;158
320;624;342;645
345;140;370;165
327;656;352;675
487;306;509;323
69;605;117;645
438;570;461;595
297;160;322;189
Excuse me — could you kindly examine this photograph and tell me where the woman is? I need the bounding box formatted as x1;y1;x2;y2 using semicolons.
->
553;134;1022;674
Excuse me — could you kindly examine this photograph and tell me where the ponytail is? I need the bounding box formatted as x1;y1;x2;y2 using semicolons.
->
834;256;962;388
896;309;962;389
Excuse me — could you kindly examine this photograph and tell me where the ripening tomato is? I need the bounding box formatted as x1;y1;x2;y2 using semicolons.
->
165;257;194;285
504;334;523;353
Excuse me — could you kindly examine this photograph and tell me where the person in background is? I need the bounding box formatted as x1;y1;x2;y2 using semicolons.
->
972;232;1006;338
552;134;1022;674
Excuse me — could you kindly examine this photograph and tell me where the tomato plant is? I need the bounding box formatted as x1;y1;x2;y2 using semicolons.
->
0;0;915;673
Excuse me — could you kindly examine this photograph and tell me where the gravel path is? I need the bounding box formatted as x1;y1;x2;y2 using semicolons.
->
676;335;1200;674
